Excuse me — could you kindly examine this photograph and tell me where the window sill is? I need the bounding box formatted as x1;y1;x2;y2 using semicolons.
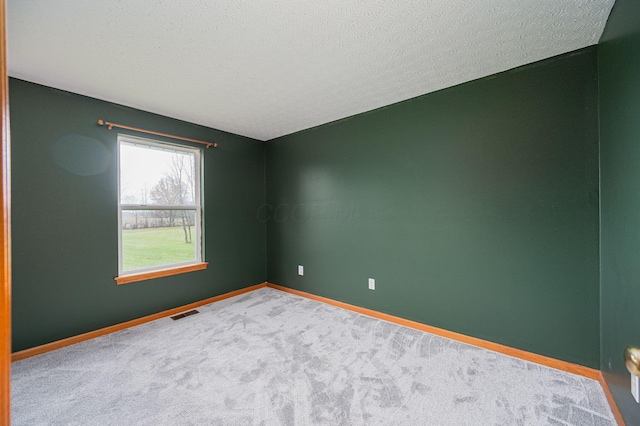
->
115;262;208;285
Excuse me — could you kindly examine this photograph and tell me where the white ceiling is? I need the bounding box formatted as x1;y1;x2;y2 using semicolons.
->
7;0;615;142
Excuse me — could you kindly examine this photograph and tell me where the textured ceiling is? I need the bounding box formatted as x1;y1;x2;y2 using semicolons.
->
7;0;615;141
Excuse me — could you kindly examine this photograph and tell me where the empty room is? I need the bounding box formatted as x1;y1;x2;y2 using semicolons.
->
1;0;640;424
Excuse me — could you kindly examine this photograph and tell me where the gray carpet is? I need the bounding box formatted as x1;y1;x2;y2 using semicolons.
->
12;288;615;425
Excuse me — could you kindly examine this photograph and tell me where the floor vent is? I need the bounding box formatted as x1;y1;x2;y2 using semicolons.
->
170;309;200;320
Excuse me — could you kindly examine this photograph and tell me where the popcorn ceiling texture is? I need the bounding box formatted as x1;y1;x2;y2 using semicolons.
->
8;0;615;141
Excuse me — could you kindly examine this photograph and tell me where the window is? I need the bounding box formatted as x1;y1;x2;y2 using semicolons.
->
116;136;205;284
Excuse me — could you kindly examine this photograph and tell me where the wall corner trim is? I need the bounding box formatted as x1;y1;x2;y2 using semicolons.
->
11;282;267;361
265;282;601;380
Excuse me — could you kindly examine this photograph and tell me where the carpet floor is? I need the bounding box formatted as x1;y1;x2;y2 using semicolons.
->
12;287;615;425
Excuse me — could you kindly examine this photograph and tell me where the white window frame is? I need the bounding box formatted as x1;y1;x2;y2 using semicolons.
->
117;135;204;281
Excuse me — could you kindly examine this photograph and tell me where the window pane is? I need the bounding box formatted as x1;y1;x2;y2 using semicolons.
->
120;142;196;206
121;210;197;272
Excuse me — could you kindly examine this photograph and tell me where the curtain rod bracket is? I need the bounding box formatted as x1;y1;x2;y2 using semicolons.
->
97;119;217;148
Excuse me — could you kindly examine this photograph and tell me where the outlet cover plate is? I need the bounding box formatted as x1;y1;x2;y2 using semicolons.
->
368;278;375;290
298;265;304;276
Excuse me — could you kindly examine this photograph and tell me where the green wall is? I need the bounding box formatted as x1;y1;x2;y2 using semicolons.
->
599;0;640;422
11;14;639;414
10;78;266;352
266;48;601;368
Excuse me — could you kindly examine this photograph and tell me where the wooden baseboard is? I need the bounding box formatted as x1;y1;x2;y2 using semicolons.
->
13;281;603;381
11;282;267;361
12;281;624;423
266;282;601;380
599;373;626;426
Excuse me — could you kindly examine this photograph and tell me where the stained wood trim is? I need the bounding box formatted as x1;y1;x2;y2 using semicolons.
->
0;0;11;422
10;280;622;422
266;283;601;380
115;262;208;285
12;282;267;361
599;373;626;425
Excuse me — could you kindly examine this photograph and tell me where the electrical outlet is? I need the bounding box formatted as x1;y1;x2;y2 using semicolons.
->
298;265;304;276
368;278;375;290
632;374;640;403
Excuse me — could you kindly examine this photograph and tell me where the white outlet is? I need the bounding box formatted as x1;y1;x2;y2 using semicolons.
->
368;278;375;290
298;265;304;276
632;374;640;403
